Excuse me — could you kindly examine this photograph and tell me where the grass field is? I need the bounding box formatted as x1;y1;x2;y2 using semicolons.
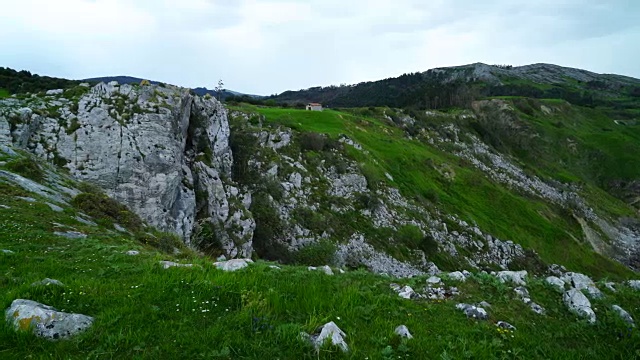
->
0;88;10;98
1;183;639;359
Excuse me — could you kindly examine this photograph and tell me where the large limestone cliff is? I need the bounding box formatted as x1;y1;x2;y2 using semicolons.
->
0;82;254;258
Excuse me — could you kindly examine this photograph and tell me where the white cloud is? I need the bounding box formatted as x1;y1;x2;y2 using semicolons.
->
0;0;638;94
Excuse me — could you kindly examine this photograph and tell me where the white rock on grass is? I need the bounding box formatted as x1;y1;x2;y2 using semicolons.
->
5;299;93;340
562;272;602;299
628;280;640;290
308;265;333;275
214;259;253;272
394;325;413;339
301;321;348;352
496;270;527;286
611;305;635;327
390;284;417;299
604;282;616;292
1;249;14;254
46;203;64;212
545;276;565;291
496;321;516;331
448;271;467;282
159;261;194;269
563;289;596;324
456;303;488;320
125;250;140;256
54;231;87;239
426;276;442;285
31;278;64;287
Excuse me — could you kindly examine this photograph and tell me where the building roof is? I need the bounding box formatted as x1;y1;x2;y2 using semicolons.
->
308;103;322;106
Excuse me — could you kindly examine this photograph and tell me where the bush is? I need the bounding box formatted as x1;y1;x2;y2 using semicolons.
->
135;231;184;254
294;240;336;266
396;224;423;248
71;193;143;231
250;192;293;263
190;221;223;256
5;157;44;182
299;132;326;152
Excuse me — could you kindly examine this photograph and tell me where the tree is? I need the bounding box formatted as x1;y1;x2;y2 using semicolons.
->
214;79;224;100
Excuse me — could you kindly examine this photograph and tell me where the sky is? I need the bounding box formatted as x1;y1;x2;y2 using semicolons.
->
0;0;638;95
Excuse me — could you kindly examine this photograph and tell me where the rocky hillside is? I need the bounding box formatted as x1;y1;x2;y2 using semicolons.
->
1;77;639;280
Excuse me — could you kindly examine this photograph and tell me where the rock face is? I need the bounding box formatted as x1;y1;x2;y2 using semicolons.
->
563;289;596;324
5;299;93;340
0;82;254;259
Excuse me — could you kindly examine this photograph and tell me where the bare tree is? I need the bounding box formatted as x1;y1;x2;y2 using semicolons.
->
214;79;224;100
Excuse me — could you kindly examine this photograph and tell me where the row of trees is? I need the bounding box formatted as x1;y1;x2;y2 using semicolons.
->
0;67;79;94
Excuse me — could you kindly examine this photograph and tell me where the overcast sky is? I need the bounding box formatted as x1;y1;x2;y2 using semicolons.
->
1;0;638;95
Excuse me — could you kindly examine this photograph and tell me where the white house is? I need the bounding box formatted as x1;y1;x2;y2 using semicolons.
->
306;103;323;111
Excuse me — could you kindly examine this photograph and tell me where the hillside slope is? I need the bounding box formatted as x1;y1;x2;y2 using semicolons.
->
1;147;639;358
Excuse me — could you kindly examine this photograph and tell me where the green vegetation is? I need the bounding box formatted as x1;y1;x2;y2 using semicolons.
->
0;88;9;98
71;192;143;232
228;105;635;279
1;183;639;358
0;67;79;95
4;157;45;183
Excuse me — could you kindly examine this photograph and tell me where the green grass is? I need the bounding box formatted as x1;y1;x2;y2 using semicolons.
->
230;105;634;279
1;185;639;359
0;88;9;98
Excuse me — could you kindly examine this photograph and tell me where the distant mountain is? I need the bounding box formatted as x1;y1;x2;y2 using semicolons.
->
270;63;640;113
83;76;262;100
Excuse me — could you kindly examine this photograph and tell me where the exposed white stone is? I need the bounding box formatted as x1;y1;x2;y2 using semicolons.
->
456;303;488;320
496;270;527;286
628;280;640;290
545;276;565;291
448;271;467;282
562;272;602;299
611;305;635;327
214;259;253;272
302;321;348;352
1;249;14;254
5;299;93;340
563;289;596;324
426;276;442;285
159;261;194;269
46;203;64;212
31;278;64;287
394;325;413;339
53;231;87;239
497;321;516;331
125;250;140;256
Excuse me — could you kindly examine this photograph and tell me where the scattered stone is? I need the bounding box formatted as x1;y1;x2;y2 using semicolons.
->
17;196;36;203
390;284;417;299
448;271;467;282
478;301;492;308
496;321;516;331
604;282;616;292
394;325;413;339
529;302;546;315
426;276;442;285
74;216;97;227
0;204;10;209
308;265;333;275
1;249;14;254
338;269;346;274
214;259;253;272
159;261;194;269
5;299;93;340
514;286;530;300
46;202;64;212
301;321;348;352
31;278;64;287
45;89;64;96
562;272;603;299
54;231;87;239
216;255;227;262
268;265;281;270
113;224;128;233
425;285;458;300
628;280;640;290
563;289;596;324
456;303;488;320
125;250;140;256
611;305;635;327
496;270;527;286
545;276;565;291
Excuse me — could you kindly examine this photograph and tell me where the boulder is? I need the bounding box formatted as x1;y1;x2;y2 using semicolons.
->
426;276;442;285
456;303;488;320
563;289;596;324
545;276;565;291
30;278;64;287
529;302;545;315
214;259;253;272
5;299;93;340
390;284;417;299
302;321;348;352
562;272;602;299
159;261;194;269
125;250;140;256
603;282;616;292
394;325;413;339
611;305;635;327
1;249;14;254
496;270;527;286
628;280;640;290
496;321;516;331
448;271;467;282
54;231;87;239
308;265;333;275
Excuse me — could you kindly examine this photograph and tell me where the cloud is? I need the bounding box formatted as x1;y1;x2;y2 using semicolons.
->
0;0;638;94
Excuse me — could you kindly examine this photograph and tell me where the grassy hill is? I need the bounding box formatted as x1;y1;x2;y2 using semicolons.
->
1;149;639;359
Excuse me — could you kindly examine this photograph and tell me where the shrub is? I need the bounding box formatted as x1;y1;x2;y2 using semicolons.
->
250;192;293;263
5;157;44;182
396;224;423;248
294;240;336;266
71;193;143;231
190;220;224;256
135;231;185;254
299;132;326;152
